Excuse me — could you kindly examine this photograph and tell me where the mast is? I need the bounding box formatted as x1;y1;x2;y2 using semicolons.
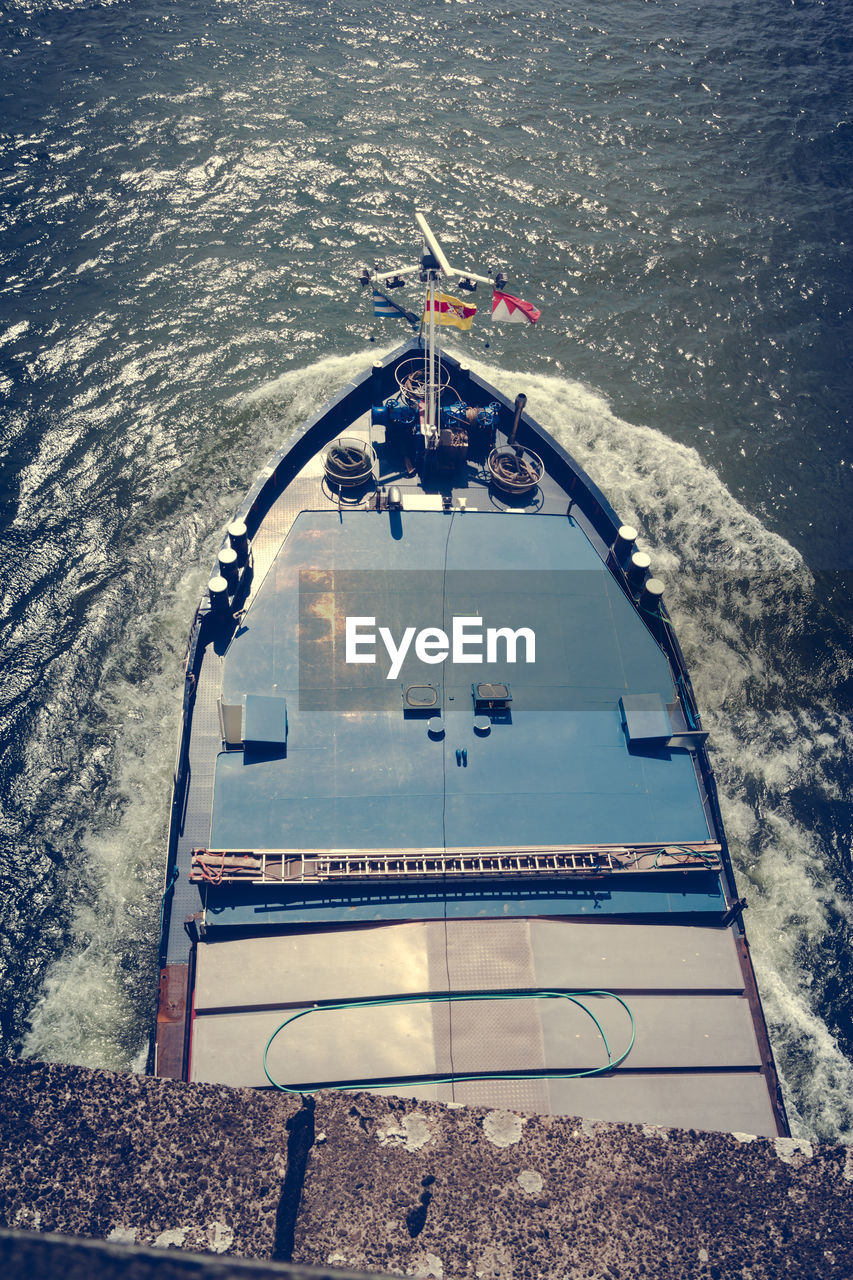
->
360;212;497;451
416;210;452;449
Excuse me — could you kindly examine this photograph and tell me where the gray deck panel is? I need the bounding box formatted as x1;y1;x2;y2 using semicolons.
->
528;920;746;991
193;920;745;1014
442;765;708;848
194;925;433;1012
201;874;727;931
211;773;446;850
428;920;551;1113
544;1072;779;1135
190;1027;779;1134
190;1005;437;1089
210;508;710;856
209;735;708;851
226;512;674;711
539;993;761;1071
190;992;760;1089
443;510;610;573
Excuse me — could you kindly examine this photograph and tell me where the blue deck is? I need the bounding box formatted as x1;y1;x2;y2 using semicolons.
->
210;510;710;860
203;873;726;932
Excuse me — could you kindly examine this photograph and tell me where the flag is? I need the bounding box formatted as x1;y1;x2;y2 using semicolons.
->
491;290;541;325
422;292;477;331
373;289;407;319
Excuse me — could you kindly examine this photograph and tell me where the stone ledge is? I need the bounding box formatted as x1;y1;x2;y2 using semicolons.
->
0;1228;394;1280
297;1094;853;1279
1;1058;852;1279
0;1058;300;1257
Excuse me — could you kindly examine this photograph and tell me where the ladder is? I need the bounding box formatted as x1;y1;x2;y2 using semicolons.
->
189;843;722;885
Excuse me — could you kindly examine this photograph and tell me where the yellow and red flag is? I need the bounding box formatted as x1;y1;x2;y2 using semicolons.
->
422;292;477;331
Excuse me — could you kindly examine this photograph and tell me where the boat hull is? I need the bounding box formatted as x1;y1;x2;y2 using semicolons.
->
152;340;787;1137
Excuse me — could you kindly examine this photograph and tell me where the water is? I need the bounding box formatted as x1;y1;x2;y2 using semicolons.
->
1;0;850;1140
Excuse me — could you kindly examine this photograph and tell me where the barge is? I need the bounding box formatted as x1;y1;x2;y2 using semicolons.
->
151;216;787;1137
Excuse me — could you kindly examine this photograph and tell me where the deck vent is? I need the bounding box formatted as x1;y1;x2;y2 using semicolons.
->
619;694;671;743
243;694;288;747
403;684;439;711
473;682;512;712
218;700;244;746
620;693;711;753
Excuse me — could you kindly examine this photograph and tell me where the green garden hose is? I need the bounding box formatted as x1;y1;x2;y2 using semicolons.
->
263;988;635;1095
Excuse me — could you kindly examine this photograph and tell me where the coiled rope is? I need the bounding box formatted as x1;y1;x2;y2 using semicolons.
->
324;443;372;485
490;452;541;490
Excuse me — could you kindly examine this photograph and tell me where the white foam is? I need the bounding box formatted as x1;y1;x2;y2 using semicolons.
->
20;350;380;1070
246;344;395;407
0;320;29;345
21;568;207;1070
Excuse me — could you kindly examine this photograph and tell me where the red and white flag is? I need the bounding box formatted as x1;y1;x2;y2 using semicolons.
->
491;289;541;325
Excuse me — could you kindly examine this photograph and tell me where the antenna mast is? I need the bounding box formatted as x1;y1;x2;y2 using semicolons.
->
414;211;494;453
416;211;451;448
361;212;499;453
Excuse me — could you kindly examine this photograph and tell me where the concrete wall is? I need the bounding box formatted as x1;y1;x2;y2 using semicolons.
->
1;1058;851;1279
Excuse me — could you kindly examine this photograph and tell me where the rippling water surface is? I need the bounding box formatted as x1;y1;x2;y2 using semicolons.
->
1;0;851;1139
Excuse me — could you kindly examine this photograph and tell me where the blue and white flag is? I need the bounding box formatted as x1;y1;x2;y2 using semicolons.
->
373;289;406;318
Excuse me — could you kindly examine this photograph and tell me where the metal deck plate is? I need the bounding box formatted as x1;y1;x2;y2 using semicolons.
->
529;919;746;990
209;509;709;856
190;991;760;1087
544;1073;778;1134
193;920;745;1012
194;923;433;1012
188;918;775;1134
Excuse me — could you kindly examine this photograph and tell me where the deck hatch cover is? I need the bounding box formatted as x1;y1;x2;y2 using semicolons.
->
474;682;512;711
213;513;710;852
403;684;439;710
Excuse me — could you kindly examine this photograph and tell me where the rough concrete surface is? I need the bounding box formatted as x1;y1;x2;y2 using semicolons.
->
296;1094;853;1279
0;1058;300;1257
1;1058;852;1280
